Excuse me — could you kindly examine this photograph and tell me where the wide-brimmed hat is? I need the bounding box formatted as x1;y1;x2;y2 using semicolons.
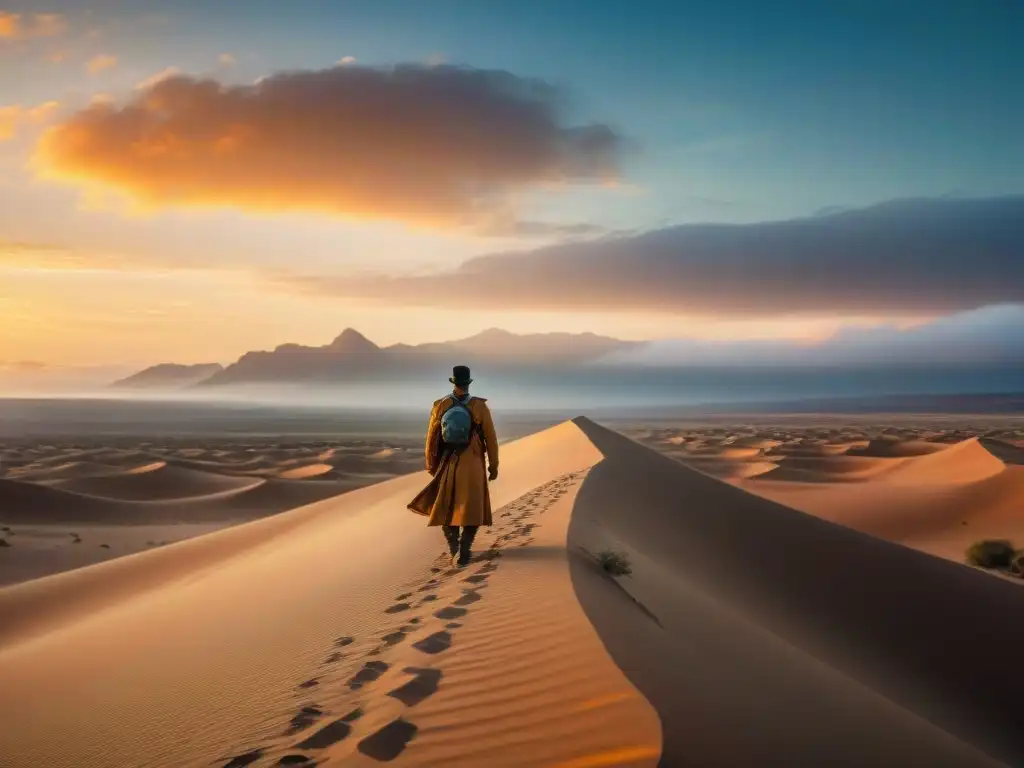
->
449;365;473;386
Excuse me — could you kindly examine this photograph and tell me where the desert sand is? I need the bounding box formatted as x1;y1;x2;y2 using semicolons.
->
627;418;1024;566
1;417;1023;766
0;438;426;586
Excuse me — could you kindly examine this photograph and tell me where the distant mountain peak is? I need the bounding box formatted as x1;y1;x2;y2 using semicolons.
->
327;328;379;353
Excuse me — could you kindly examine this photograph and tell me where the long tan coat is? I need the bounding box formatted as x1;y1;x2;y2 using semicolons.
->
407;394;499;527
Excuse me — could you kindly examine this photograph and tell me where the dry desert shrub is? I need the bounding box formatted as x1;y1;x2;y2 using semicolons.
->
966;539;1016;569
594;549;633;577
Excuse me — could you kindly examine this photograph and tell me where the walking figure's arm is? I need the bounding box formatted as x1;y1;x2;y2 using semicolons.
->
424;400;442;475
480;403;499;480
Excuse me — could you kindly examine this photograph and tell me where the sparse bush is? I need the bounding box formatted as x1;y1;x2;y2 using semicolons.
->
966;539;1016;569
594;549;633;577
1010;550;1024;578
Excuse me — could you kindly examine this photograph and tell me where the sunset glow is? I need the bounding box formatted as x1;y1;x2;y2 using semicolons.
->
0;1;1020;375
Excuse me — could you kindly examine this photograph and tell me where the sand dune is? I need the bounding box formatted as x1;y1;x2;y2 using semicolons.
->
757;453;902;482
636;425;1021;564
0;437;428;586
749;462;1024;564
275;463;336;480
0;422;660;768
569;419;1023;767
46;462;262;500
0;473;363;525
852;436;950;457
660;454;779;481
2;418;1024;766
0;471;358;588
5;460;127;482
981;437;1024;465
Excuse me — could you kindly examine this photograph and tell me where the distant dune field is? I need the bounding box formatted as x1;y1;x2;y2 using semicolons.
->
0;438;426;587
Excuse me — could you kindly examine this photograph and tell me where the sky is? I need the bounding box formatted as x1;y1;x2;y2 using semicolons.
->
0;0;1022;369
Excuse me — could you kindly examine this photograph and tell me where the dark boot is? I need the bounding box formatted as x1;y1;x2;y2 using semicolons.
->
456;526;478;567
442;525;460;557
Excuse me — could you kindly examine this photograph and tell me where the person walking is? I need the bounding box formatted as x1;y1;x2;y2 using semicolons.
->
408;365;499;567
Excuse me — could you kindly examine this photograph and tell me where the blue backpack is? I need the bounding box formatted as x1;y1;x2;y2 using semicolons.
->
441;395;475;447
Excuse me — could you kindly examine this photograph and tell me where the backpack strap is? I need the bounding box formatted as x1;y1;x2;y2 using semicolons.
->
447;394;474;413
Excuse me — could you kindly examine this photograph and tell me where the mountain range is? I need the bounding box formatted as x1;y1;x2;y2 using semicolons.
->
111;328;638;389
112;363;225;389
108;307;1024;393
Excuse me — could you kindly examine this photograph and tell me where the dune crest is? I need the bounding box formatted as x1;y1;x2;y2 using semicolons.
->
47;462;262;501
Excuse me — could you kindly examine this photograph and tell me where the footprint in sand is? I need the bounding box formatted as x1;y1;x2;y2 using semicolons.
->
452;589;482;607
380;629;408;647
434;606;468;620
323;651;344;665
223;749;263;767
335;636;355;648
276;756;313;765
347;660;390;690
385;602;411;614
445;622;462;629
357;718;419;762
287;706;324;735
297;678;319;690
463;573;489;585
295;707;364;749
419;594;439;603
387;667;442;707
412;631;452;655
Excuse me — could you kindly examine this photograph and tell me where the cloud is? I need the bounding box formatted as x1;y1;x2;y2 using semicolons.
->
337;55;356;65
86;53;117;74
218;52;235;66
135;66;179;90
0;238;108;271
0;101;59;141
34;64;623;229
0;238;180;274
0;12;65;39
270;196;1024;318
475;219;609;238
0;360;49;372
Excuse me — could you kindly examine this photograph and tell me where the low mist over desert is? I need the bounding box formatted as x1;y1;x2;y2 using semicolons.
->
3;0;1024;765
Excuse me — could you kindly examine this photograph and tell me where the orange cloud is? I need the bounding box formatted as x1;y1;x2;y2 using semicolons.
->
34;65;622;229
0;101;59;141
0;11;65;39
86;53;117;74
